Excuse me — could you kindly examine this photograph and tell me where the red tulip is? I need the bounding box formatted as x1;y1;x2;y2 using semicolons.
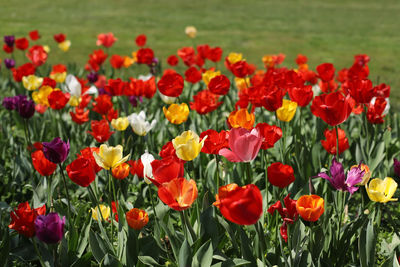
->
32;150;57;176
288;85;313;107
128;159;144;178
167;55;179;66
347;79;375;104
9;202;46;237
158;178;198;211
48;91;70;110
70;108;89;125
213;183;263;225
366;97;387;124
190;90;222;115
110;55;125;69
200;129;229;154
149;156;185;187
135;34;147;47
15;38;29;50
26;45;47;67
112;163;130;180
321;128;349;155
66;158;96;187
206;46;223;62
29;30;40;40
92;95;113;115
316;63;335;82
184;66;202;84
77;147;102;173
310;91;353;126
54;33;66;43
157;73;184;97
136;48;154;65
208;75;230;95
267;162;295;188
255;123;282;150
88;119;114;143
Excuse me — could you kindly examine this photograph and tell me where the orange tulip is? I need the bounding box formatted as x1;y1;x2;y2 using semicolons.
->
112;163;130;180
227;109;255;130
158;178;198;211
296;195;324;222
126;208;149;230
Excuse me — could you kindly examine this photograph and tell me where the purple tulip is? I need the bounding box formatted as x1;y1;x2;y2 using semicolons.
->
17;98;35;119
42;137;70;164
4;58;15;69
2;97;17;110
34;213;65;244
87;72;98;83
4;35;15;47
317;157;364;195
394;158;400;177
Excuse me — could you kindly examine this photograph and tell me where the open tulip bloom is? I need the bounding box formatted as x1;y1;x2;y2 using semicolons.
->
317;157;364;195
128;111;157;136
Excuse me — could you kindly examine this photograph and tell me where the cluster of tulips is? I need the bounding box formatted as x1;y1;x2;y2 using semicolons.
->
0;27;399;266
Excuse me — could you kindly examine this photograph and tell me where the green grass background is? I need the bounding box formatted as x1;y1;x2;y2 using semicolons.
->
1;0;399;107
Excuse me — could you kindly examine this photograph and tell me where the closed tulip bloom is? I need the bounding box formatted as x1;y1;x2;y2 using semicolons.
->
126;208;149;230
17;98;35;119
202;70;221;86
276;99;298;122
112;163;130;180
296;195;324;222
163;103;189;125
22;75;43;91
219;127;262;162
227;109;255;130
58;40;71;52
93;144;130;170
88;119;114;143
141;151;155;184
42;137;70;164
149;156;185;187
128;111;157;136
158;177;198;211
32;150;57;176
268;162;295;188
213;183;263;225
66;158;96;187
91;204;110;221
173;130;205;161
366;177;397;203
35;213;65;244
185;26;197;38
321;128;349;155
111;117;129;131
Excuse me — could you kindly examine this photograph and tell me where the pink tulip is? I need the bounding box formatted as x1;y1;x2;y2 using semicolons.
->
219;127;263;162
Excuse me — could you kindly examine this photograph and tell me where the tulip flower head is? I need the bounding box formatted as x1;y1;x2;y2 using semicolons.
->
32;150;57;176
126;208;149;230
350;163;371;186
63;74;97;107
219;127;262;162
91;204;111;221
185;26;197;38
296;195;324;222
276;99;298;122
111;117;130;131
158;177;198;211
172;130;205;161
128;111;157;136
213;183;263;225
227;109;255;130
366;177;397;203
141;151;155;184
93;144;130;170
22;75;43;91
34;213;65;244
163;103;189;125
9;202;46;237
112;162;130;180
317;158;364;195
42;137;70;164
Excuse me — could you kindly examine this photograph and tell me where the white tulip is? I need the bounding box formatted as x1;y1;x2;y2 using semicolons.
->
141;151;155;184
128;111;157;136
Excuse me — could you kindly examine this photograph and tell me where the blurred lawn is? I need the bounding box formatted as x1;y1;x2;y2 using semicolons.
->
1;0;399;107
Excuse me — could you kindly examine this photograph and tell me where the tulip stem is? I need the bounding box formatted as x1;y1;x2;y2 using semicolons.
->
180;210;197;242
245;162;252;185
23;119;32;147
108;171;115;242
148;184;161;238
214;155;220;193
59;164;72;226
32;238;46;267
335;126;339;159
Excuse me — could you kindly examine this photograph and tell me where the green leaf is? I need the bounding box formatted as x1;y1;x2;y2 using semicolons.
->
0;229;9;267
192;239;213;267
239;228;256;266
101;254;123;267
359;218;376;267
77;218;92;257
89;230;106;263
211;258;251;267
178;240;192;267
138;256;163;266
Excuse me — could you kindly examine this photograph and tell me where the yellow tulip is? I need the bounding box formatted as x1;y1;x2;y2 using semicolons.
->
68;96;81;107
172;130;205;161
50;72;67;83
202;70;221;86
351;163;371;186
43;45;51;53
185;26;197;38
276;99;298;122
163;103;189;125
235;77;250;91
93;144;130;170
366;177;397;203
32;86;54;107
22;75;43;91
111;117;130;131
91;204;110;221
227;52;243;65
58;40;71;52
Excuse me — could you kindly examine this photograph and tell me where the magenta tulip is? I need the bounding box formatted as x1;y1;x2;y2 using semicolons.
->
219;127;263;162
